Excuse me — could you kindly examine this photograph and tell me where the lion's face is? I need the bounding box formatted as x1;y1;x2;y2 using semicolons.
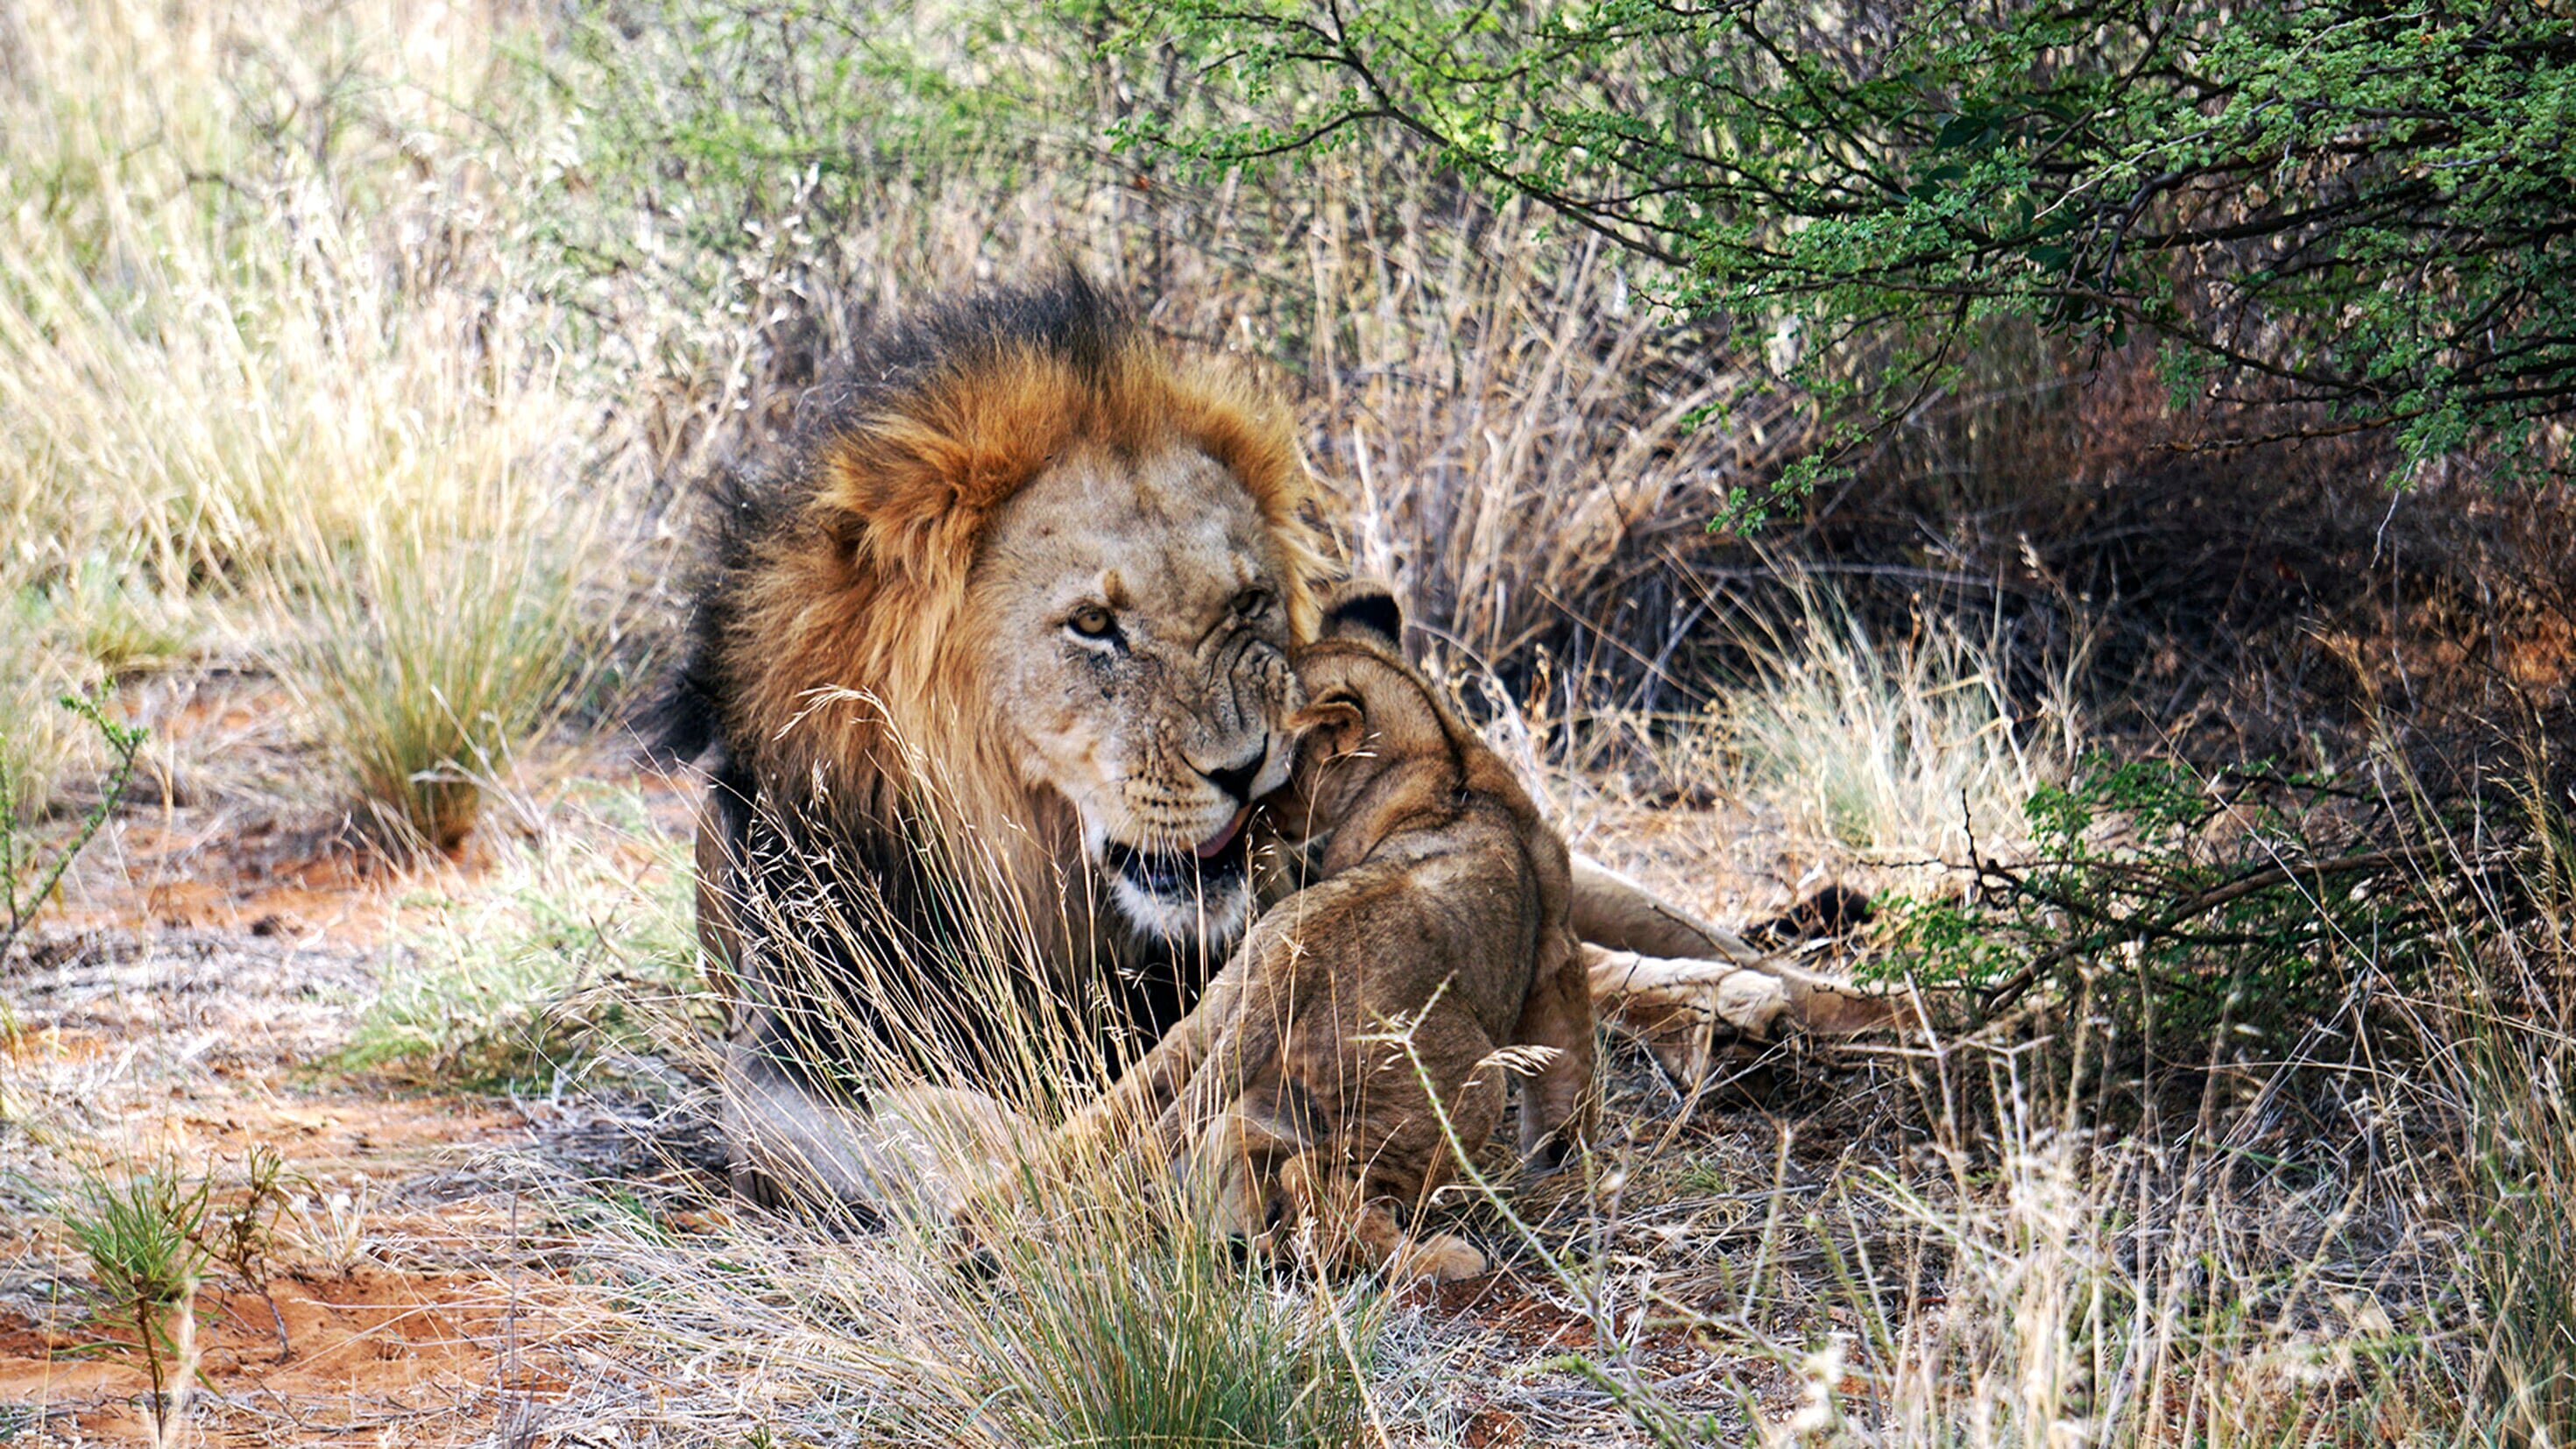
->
964;441;1302;943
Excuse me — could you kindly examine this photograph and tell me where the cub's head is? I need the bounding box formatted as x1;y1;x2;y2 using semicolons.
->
683;273;1325;947
1277;582;1452;834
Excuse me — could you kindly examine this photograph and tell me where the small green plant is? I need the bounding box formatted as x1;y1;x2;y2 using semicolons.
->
64;1156;213;1444
2;689;146;964
191;1145;294;1356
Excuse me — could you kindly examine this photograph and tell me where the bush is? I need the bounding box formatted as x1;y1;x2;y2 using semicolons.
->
273;495;602;858
1886;755;2457;1057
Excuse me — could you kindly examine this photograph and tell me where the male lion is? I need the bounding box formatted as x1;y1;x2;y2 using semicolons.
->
987;583;1596;1281
654;272;1851;1215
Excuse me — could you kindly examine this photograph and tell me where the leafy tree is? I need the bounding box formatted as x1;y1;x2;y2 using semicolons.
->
1141;1;2576;490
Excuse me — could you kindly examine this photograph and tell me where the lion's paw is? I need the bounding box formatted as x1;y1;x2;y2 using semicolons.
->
1709;966;1795;1037
1591;951;1798;1080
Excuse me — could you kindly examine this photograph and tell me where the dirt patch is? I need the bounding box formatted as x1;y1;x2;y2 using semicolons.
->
0;1268;563;1446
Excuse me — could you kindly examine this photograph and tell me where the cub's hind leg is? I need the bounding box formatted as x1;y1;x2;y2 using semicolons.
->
1163;982;1310;1251
1512;932;1599;1175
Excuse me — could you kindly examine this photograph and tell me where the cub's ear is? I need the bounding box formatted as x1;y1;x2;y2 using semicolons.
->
1319;578;1403;648
1286;695;1366;759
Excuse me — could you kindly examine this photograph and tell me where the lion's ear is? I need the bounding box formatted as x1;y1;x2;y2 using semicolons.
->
1319;579;1403;648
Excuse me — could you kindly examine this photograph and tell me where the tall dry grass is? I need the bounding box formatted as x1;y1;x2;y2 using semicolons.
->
0;0;616;850
1686;576;2082;862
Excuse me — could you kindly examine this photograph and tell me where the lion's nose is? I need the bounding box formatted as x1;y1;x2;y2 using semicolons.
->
1194;742;1269;806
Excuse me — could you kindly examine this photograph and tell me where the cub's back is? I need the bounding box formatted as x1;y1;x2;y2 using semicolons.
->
1268;638;1575;1034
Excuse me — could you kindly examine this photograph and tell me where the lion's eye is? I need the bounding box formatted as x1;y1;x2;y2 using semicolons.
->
1066;604;1118;640
1231;588;1273;620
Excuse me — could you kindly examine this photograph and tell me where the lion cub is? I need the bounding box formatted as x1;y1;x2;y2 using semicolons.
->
1041;583;1596;1282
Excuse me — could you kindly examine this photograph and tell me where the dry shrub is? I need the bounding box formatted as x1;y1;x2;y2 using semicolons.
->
1773;340;2576;771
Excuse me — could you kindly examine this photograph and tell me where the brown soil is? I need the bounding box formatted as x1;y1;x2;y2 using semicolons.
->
0;1269;560;1445
0;678;673;1445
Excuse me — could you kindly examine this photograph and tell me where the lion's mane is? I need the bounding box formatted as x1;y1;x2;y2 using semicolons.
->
653;272;1327;1003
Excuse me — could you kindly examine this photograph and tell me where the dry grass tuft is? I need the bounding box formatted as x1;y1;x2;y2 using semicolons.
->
264;438;605;856
1695;576;2082;864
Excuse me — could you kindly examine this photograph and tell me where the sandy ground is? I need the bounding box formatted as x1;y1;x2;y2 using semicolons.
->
0;673;1880;1446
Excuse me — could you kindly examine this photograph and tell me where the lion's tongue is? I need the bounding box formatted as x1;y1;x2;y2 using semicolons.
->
1193;807;1252;861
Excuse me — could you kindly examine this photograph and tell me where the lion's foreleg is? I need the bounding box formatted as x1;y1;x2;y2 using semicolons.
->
1568;854;1766;964
1584;944;1798;1081
1054;935;1268;1167
1571;856;1902;1070
1270;1026;1503;1284
724;1038;1032;1226
954;935;1266;1253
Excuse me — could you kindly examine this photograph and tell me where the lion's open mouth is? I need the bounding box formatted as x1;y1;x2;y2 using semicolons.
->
1103;808;1253;900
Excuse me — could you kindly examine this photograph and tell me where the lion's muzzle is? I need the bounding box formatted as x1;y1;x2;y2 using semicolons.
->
1095;633;1299;943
